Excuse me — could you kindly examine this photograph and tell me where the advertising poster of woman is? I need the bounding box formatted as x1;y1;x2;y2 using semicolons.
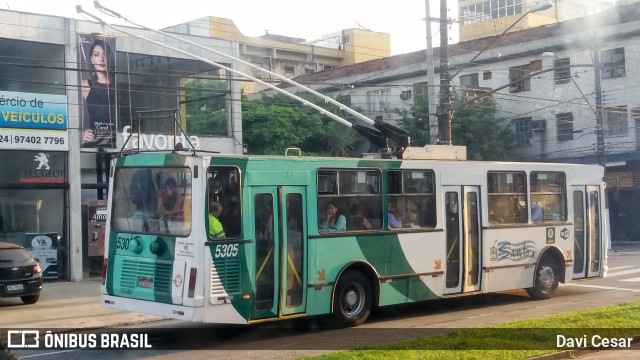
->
78;34;117;148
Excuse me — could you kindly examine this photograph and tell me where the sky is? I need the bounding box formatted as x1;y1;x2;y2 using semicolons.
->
4;0;459;55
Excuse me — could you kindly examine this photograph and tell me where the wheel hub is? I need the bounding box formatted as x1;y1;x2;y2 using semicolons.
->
539;266;555;291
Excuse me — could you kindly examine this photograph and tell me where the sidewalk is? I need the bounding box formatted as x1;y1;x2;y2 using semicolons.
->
0;278;163;329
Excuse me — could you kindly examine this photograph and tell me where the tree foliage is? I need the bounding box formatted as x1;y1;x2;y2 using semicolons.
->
241;92;363;156
184;79;228;137
396;90;516;161
396;95;431;147
450;91;516;161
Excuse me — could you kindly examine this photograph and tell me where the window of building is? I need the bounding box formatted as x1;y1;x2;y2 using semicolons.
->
488;171;527;225
317;169;382;233
367;89;390;113
323;64;336;71
530;172;567;222
283;66;295;79
460;73;479;88
554;58;571;85
0;39;66;95
513;117;532;145
387;170;437;229
605;105;628;136
116;54;232;139
461;0;525;25
304;68;315;74
509;64;531;92
483;71;492;80
601;48;625;79
556;112;574;141
413;82;429;100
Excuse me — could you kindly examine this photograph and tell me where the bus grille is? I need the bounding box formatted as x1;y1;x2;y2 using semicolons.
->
211;258;241;296
120;259;172;295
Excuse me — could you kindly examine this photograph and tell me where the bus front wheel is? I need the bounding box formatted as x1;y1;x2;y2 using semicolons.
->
333;270;372;327
526;257;559;300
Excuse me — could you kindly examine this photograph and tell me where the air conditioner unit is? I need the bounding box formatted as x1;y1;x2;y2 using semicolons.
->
400;91;412;100
530;119;547;131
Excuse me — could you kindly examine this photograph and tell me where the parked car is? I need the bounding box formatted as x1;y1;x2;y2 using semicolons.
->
0;242;42;304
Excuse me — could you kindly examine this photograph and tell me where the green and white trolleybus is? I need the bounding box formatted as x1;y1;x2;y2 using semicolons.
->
101;146;608;326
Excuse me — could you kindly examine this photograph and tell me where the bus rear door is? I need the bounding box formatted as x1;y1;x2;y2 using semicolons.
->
572;186;603;279
251;186;307;320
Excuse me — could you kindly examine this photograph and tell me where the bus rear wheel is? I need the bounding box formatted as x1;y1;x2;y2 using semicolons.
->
333;270;372;327
526;257;559;300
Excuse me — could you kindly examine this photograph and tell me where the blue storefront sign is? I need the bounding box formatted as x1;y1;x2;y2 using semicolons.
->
0;91;68;131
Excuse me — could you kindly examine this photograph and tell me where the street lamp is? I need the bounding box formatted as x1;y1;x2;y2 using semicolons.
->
437;0;554;145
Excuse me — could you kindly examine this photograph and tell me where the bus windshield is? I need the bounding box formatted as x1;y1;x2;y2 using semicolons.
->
112;167;192;236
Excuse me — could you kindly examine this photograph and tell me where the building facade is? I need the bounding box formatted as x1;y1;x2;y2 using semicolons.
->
0;9;243;281
164;17;391;94
458;0;613;41
288;3;640;242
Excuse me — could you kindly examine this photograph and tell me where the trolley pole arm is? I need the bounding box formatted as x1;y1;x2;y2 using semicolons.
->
92;1;375;126
75;6;354;128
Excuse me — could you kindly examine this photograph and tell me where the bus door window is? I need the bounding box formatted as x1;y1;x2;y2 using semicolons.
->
254;193;275;311
465;192;480;286
588;191;601;273
445;192;460;289
285;193;304;307
573;190;585;274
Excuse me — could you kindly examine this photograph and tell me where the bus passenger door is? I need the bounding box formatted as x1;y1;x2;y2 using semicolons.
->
572;186;603;279
443;186;482;294
252;188;280;318
279;187;306;316
250;186;306;320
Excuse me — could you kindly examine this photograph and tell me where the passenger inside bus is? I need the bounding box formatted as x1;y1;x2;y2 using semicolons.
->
319;200;346;232
404;211;420;228
388;202;403;229
517;200;528;223
531;202;543;223
348;203;372;230
221;196;241;237
208;201;225;239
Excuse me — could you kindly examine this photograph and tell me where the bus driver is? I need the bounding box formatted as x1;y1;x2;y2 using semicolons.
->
208;201;226;239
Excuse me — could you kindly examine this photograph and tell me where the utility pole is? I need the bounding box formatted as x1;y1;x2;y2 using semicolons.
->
593;47;606;168
437;0;452;145
425;0;438;144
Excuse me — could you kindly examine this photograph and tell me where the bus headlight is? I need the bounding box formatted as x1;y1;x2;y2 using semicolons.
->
150;238;166;256
131;236;143;255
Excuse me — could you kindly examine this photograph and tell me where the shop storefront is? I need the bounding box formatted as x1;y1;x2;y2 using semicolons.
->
1;9;243;280
0;151;69;280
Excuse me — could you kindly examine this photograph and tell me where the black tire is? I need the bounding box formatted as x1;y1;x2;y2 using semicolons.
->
333;270;372;327
21;294;40;305
0;334;21;360
526;257;559;300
